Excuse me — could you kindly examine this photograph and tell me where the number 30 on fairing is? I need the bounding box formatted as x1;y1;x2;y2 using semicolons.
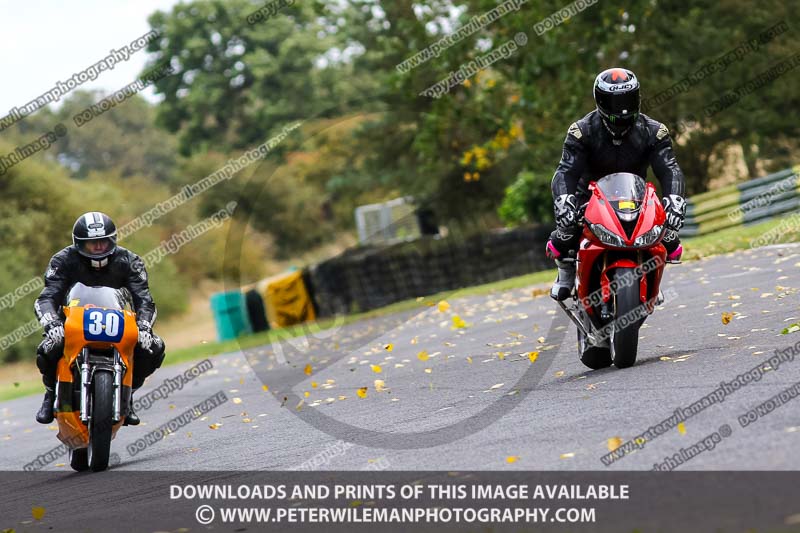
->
83;308;125;342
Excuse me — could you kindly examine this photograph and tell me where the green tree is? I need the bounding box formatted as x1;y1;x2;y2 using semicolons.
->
144;0;366;155
52;91;178;182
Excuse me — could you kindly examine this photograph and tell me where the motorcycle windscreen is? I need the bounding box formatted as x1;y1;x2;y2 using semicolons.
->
596;173;646;222
63;282;133;311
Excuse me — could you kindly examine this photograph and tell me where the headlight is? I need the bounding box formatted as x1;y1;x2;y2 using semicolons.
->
634;225;663;247
590;223;625;247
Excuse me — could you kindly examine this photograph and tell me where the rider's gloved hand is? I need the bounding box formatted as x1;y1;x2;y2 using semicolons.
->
137;320;154;352
43;319;65;344
662;194;686;231
554;194;579;229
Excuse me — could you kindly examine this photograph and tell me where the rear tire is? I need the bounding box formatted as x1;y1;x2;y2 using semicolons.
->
578;329;612;370
88;372;114;472
611;269;645;369
69;448;88;472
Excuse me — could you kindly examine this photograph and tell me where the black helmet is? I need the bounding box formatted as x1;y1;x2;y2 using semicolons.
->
72;212;117;268
594;67;640;138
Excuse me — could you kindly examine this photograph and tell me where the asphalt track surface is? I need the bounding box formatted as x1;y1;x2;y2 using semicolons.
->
2;244;800;531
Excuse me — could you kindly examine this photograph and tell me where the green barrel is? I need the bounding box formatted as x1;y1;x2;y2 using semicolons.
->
210;291;253;341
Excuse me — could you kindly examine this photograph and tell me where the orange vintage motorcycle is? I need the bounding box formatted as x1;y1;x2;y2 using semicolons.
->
55;282;138;472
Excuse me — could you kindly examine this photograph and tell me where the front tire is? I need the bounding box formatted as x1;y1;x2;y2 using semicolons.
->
611;269;645;369
88;371;114;472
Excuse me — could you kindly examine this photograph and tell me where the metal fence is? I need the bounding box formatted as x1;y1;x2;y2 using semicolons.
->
681;164;800;238
354;196;421;245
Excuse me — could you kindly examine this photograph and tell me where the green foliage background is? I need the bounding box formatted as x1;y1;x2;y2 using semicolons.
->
1;0;798;362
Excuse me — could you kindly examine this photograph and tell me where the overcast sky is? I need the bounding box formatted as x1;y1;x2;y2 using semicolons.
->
0;0;181;113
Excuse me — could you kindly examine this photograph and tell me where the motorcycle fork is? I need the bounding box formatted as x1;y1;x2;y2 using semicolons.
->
79;348;90;423
599;254;613;321
79;347;124;424
600;250;645;318
113;349;123;422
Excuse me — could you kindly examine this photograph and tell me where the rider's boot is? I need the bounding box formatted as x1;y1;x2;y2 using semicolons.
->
546;240;576;301
550;259;576;301
124;389;140;426
36;386;55;424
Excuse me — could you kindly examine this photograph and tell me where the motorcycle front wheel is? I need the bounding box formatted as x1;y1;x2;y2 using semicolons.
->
88;371;114;472
611;268;646;369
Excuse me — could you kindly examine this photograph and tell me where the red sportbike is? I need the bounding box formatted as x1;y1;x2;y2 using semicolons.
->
558;172;675;369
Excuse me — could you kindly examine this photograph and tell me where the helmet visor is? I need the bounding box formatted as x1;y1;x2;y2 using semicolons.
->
75;237;116;259
595;88;640;118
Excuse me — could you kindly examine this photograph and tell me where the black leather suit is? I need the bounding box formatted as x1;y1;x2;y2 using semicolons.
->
550;110;685;256
34;245;165;389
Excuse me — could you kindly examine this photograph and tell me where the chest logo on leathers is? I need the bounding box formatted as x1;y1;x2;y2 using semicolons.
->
568;122;582;139
656;124;669;140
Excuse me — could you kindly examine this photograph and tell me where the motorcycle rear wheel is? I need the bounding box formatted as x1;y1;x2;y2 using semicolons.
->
69;448;88;472
578;328;612;369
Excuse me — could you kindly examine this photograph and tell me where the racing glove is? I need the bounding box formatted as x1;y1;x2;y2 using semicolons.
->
554;194;579;229
137;320;154;351
43;319;65;344
662;194;687;231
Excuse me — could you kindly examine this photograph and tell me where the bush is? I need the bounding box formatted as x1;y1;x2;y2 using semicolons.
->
498;171;554;227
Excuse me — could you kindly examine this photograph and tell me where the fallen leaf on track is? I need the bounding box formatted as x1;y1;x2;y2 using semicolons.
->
782;323;800;335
